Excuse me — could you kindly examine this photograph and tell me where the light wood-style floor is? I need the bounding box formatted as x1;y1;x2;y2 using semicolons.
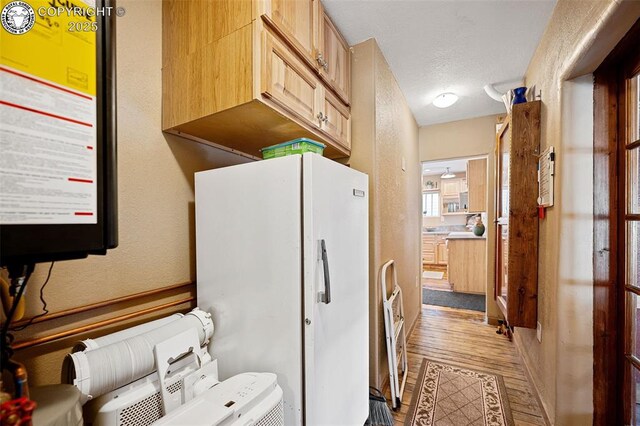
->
390;305;547;426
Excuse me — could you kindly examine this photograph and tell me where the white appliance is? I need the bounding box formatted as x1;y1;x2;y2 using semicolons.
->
68;309;284;426
196;153;369;425
154;372;283;426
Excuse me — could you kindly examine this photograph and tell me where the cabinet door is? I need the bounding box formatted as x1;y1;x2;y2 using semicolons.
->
318;6;350;105
319;88;351;150
437;242;448;265
423;252;436;264
467;158;487;212
261;29;320;129
442;180;460;196
422;235;436;264
263;0;316;65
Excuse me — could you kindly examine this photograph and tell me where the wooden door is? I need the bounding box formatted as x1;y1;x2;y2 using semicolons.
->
263;0;316;65
593;21;640;424
467;158;487;212
624;69;640;426
318;5;350;105
319;87;351;149
495;117;511;316
261;28;320;129
617;32;640;426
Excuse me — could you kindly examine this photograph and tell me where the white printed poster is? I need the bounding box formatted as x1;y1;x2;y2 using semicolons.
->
0;0;98;224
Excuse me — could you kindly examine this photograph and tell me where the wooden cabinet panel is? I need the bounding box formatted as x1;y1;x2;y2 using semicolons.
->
422;235;436;264
437;241;448;265
494;101;540;328
261;28;320;130
262;0;316;65
318;6;350;105
320;88;351;149
423;252;436;264
448;239;486;294
467;158;487;213
442;180;461;196
423;235;448;265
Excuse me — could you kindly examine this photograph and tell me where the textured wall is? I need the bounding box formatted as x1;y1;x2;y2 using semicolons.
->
419;115;501;321
518;0;639;424
9;0;248;385
350;39;421;389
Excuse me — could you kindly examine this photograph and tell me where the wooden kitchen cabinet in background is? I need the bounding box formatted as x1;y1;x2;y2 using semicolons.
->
467;158;487;212
162;0;352;159
448;239;486;294
422;235;436;264
436;238;448;265
423;234;448;266
441;180;461;196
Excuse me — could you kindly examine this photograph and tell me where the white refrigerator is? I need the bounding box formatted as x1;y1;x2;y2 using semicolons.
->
195;153;369;426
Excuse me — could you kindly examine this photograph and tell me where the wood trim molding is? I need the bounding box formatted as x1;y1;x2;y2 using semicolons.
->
592;18;640;426
11;281;197;350
12;297;195;350
10;281;195;329
593;64;622;426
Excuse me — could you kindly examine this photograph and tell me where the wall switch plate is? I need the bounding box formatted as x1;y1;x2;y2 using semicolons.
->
401;157;406;171
536;321;542;342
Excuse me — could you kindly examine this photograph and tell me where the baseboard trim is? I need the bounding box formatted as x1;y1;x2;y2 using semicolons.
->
513;331;553;426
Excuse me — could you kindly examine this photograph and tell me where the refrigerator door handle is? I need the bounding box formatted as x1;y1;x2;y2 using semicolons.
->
318;239;331;304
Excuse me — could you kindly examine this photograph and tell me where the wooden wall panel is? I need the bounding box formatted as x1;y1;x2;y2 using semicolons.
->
507;101;540;328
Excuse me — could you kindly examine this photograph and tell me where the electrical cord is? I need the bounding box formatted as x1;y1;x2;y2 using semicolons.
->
11;261;55;332
1;264;35;371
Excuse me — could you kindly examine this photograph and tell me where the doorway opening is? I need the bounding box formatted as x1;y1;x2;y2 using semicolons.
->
593;18;640;425
421;156;489;313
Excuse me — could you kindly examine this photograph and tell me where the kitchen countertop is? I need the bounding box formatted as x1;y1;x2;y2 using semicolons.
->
445;232;486;240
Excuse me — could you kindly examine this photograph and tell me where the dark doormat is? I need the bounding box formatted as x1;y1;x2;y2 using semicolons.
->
423;289;485;312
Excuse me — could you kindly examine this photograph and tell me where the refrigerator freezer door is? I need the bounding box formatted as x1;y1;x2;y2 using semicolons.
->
302;153;369;425
195;155;304;426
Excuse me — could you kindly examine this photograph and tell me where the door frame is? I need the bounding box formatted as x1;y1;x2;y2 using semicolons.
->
593;18;640;425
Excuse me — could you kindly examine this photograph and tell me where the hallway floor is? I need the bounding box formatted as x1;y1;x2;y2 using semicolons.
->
390;305;547;425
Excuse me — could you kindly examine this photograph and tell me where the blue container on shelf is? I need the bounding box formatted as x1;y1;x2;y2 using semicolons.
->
513;87;528;104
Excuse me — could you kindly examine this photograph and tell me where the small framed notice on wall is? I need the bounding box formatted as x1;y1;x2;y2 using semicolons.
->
538;146;555;207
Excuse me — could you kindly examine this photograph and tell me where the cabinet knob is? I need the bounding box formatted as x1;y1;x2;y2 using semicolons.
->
317;112;329;125
316;53;328;71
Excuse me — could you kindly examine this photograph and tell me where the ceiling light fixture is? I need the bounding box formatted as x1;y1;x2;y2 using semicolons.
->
432;93;458;108
441;167;456;179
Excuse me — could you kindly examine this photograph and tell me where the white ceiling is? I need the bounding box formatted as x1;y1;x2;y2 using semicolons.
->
422;157;482;175
323;0;557;126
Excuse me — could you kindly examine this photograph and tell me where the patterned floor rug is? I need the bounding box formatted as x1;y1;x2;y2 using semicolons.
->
405;359;515;426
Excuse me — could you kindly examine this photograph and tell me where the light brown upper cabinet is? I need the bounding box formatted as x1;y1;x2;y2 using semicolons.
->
320;88;351;150
162;0;352;159
261;28;321;130
261;0;316;66
317;4;351;105
467;158;487;212
441;180;461;196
